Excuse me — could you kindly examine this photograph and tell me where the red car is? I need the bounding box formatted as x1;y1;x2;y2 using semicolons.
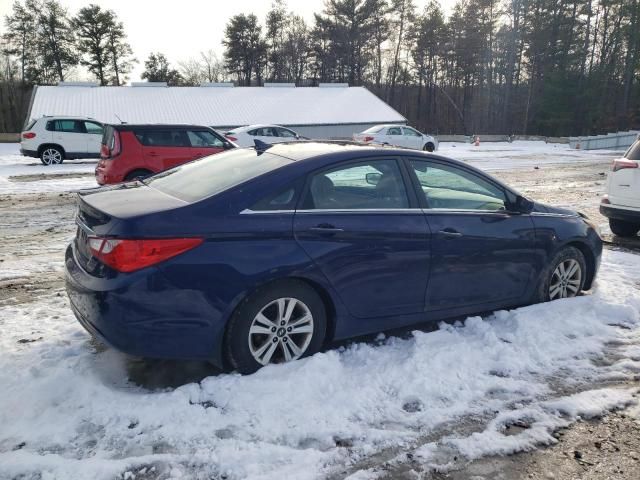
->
95;124;235;185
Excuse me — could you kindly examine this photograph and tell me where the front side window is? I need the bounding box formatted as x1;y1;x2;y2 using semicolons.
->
303;159;409;210
276;128;297;138
187;130;224;147
403;127;421;137
84;121;103;135
387;127;402;135
410;160;506;211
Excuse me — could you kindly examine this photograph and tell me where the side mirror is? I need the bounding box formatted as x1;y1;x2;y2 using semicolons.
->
223;142;234;149
366;172;382;185
514;195;534;213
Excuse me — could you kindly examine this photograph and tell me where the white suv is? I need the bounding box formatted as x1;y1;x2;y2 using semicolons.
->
20;116;104;165
601;138;640;236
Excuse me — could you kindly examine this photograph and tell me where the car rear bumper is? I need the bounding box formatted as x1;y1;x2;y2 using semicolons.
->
600;204;640;223
64;243;226;366
20;148;38;158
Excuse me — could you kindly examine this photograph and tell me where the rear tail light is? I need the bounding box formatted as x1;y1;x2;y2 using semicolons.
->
225;135;237;142
22;132;36;139
601;195;610;204
364;136;374;142
612;158;638;172
88;237;203;272
102;130;122;159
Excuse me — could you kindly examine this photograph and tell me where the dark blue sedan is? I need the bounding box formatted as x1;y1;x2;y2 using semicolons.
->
65;142;602;373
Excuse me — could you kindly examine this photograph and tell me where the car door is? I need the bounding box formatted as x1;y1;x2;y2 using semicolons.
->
187;129;225;160
139;129;191;171
402;127;424;150
406;158;539;312
293;158;431;320
48;119;86;156
385;126;405;147
83;121;104;157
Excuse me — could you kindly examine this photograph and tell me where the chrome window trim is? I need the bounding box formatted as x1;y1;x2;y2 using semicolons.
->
240;208;423;215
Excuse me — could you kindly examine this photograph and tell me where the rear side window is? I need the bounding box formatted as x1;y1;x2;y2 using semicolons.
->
363;126;384;134
134;130;189;147
388;127;402;135
625;140;640;160
146;149;291;203
47;119;82;132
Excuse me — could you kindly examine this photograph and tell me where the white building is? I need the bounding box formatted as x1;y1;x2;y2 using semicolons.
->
26;82;406;139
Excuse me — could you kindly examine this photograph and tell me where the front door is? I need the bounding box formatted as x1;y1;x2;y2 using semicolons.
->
406;158;539;311
402;127;424;150
293;158;431;319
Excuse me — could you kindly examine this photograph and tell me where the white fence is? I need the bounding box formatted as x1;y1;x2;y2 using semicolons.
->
569;131;639;151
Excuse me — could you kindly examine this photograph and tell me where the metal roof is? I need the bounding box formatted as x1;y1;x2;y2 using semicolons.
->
28;85;406;128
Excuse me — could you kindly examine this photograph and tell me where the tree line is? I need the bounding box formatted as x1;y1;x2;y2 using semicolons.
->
2;0;639;137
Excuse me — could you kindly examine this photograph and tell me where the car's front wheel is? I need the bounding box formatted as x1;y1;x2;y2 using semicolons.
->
40;146;64;165
609;218;640;237
423;142;435;152
225;280;327;374
536;246;586;302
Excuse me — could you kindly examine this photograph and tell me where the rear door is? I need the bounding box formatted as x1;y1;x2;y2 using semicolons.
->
138;129;191;171
83;121;104;156
48;119;86;155
186;129;225;160
406;158;539;311
293;158;431;320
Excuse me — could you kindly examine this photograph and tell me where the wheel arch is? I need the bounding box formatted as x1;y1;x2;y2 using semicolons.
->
38;143;66;158
562;240;596;290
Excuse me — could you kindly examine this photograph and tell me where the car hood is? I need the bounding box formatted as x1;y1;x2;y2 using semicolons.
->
531;201;578;216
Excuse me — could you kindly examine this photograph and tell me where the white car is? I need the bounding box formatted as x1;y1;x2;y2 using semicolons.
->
224;124;303;148
353;124;438;152
20;116;104;165
601;138;640;236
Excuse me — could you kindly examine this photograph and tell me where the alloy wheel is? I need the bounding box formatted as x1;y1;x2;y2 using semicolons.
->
549;258;582;300
42;149;62;165
248;297;314;365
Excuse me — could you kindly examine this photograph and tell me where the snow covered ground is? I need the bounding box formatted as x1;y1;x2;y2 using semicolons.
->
0;140;638;480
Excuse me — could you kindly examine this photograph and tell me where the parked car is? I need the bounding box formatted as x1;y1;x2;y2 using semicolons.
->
20;116;104;165
95;124;235;184
224;124;303;147
353;124;438;151
66;143;602;374
600;138;640;236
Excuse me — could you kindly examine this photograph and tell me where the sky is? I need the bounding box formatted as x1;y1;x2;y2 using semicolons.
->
0;0;457;83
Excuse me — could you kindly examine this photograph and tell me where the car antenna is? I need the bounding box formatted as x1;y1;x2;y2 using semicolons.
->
254;139;272;154
114;113;126;124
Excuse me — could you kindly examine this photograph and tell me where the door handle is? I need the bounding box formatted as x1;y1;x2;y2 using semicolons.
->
309;224;344;234
438;228;463;239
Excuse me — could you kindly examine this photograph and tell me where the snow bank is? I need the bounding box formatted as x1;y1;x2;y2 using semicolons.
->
1;249;639;479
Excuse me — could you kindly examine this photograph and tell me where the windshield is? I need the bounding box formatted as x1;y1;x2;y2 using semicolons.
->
145;148;291;203
625;139;640;160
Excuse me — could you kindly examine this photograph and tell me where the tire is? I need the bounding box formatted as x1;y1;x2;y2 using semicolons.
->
609;218;640;237
534;246;586;303
423;143;435;152
225;280;327;374
124;169;153;181
40;146;64;165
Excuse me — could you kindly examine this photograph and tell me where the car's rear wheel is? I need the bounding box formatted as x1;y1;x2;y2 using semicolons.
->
423;143;435;152
124;169;153;181
609;218;640;237
536;246;586;302
225;280;327;374
40;147;64;165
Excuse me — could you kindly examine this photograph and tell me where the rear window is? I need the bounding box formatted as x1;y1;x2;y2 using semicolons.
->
625;140;640;160
25;119;36;131
145;149;291;202
102;125;115;147
362;126;384;134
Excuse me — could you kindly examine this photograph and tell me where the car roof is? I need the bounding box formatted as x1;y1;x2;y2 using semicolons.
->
38;115;99;121
109;124;215;131
230;124;290;133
